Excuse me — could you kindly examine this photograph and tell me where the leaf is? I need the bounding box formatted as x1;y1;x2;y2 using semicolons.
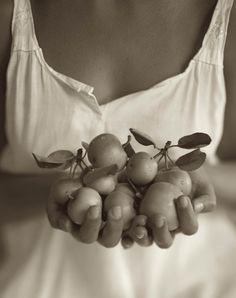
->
47;150;75;163
122;136;135;158
59;159;74;170
32;153;65;169
122;142;136;158
178;133;211;149
129;128;156;147
175;149;206;171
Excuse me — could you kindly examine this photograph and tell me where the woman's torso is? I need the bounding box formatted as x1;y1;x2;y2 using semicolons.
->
30;0;217;105
1;1;236;298
0;0;229;173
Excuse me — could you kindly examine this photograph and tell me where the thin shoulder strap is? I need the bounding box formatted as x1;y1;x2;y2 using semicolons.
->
11;0;38;51
194;0;235;66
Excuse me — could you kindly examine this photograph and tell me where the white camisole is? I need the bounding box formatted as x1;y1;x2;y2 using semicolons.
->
0;0;236;297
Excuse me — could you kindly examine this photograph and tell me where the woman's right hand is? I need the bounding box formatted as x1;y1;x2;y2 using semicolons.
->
47;178;125;248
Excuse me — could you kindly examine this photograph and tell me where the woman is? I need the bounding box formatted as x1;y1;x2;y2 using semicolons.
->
0;0;236;297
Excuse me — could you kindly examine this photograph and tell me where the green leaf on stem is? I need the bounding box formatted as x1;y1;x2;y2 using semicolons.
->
47;150;75;163
178;133;211;149
129;128;156;147
175;149;206;171
122;135;136;158
32;153;65;169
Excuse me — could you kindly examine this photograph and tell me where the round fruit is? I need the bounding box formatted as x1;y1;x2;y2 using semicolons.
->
83;168;117;195
114;183;136;197
126;152;158;186
104;190;136;230
50;177;82;203
139;182;183;231
154;167;192;196
67;187;102;224
87;133;127;170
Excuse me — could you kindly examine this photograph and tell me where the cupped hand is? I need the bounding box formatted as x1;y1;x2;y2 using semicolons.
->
124;167;216;249
47;179;125;248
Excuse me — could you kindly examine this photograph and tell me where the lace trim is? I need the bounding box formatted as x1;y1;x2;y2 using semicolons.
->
207;5;231;49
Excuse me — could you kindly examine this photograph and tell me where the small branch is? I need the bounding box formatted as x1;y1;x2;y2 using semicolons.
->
127;178;143;199
166;152;175;166
153;150;162;159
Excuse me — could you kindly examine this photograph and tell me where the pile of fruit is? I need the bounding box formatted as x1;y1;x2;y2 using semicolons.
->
33;129;211;232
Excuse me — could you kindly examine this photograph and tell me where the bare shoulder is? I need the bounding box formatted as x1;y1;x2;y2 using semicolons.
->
217;1;236;160
0;0;13;153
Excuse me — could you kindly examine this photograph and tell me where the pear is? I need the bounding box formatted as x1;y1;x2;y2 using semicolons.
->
104;189;136;230
126;152;158;186
50;177;82;204
87;133;127;170
140;182;183;231
82;165;118;195
67;187;102;224
154;167;192;196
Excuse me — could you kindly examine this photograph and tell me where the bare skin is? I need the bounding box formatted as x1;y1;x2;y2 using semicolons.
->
0;0;235;248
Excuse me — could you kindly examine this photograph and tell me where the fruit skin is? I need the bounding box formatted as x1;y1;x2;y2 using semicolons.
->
87;133;127;170
50;177;82;204
139;182;183;231
126;152;158;186
114;183;136;197
67;187;102;224
154;167;192;196
104;190;136;230
82;169;117;195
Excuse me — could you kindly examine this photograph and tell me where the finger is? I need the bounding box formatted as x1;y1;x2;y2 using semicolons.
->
132;226;153;247
191;173;216;213
47;201;74;232
127;215;152;246
131;215;148;227
99;206;123;248
73;206;102;244
193;194;216;213
152;214;174;249
176;196;198;235
121;235;134;249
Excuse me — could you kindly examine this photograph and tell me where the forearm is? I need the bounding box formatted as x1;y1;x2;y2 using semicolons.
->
205;160;236;207
0;171;60;222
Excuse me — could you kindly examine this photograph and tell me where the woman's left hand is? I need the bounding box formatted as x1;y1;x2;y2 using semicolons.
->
122;167;216;249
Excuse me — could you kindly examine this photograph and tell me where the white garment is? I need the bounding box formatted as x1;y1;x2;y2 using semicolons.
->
0;0;236;297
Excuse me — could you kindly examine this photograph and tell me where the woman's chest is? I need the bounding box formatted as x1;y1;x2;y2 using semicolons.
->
31;0;217;104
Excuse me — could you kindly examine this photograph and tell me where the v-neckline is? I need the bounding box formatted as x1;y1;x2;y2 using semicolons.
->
27;0;221;114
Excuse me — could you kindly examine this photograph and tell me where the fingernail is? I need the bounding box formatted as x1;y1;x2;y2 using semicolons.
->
59;218;67;232
194;202;204;213
111;206;122;219
179;196;188;208
88;206;101;220
122;238;133;249
155;217;165;228
64;219;72;232
134;227;145;239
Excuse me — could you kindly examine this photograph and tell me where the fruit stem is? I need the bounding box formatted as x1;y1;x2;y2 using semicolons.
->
153;150;162;160
72;163;79;178
166;152;175;167
164;154;169;170
157;154;164;166
81;159;89;169
69;163;74;178
127;178;142;199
